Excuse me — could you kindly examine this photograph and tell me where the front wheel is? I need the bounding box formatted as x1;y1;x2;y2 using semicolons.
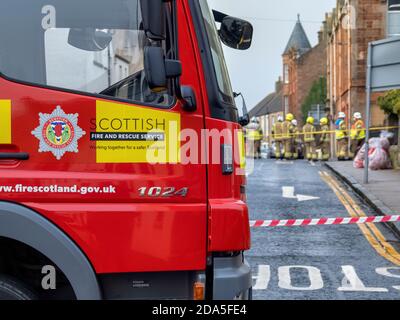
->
0;275;37;300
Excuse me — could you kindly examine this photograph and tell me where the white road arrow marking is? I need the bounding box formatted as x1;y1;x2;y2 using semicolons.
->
282;186;296;199
296;194;321;202
276;160;294;165
282;186;320;202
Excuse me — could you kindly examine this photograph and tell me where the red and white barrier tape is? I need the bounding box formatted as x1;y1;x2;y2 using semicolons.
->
250;215;400;228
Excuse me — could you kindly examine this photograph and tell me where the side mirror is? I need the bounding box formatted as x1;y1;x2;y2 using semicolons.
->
68;28;112;52
239;114;250;127
144;46;182;91
219;16;253;50
140;0;167;40
234;92;250;126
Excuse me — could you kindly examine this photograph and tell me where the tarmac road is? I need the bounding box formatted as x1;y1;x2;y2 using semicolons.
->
246;159;400;300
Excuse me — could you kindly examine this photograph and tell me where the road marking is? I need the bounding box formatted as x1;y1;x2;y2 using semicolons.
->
282;186;320;202
278;266;324;291
276;160;294;165
320;171;400;266
321;171;400;264
253;264;400;292
252;265;271;290
282;186;296;199
296;194;320;202
338;265;388;292
375;267;400;290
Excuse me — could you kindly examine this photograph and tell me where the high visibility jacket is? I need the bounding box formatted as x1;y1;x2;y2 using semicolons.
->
247;128;263;141
292;126;302;143
320;125;331;143
335;119;347;140
303;123;316;142
272;122;283;141
282;120;294;140
350;120;366;140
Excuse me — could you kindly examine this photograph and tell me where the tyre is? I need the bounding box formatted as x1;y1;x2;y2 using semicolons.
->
0;275;37;300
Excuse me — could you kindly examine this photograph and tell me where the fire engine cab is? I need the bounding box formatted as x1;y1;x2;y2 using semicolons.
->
0;0;252;300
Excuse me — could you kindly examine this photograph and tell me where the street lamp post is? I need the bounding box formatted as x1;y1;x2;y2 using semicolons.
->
363;43;372;184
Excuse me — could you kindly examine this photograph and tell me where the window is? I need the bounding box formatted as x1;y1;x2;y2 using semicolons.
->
284;96;289;115
284;64;290;84
0;0;172;107
199;0;234;101
388;0;400;37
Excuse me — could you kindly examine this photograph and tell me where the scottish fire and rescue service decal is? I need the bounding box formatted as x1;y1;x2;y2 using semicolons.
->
92;100;180;164
31;106;86;160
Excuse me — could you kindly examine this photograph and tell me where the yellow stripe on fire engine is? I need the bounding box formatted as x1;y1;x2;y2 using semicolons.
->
95;100;180;164
237;130;246;169
0;100;11;144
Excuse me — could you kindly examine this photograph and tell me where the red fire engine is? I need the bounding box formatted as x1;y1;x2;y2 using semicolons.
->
0;0;252;300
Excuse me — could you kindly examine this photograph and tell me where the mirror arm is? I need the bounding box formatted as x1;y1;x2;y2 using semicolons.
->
140;0;172;41
165;59;182;78
165;60;196;111
175;80;197;112
180;86;197;112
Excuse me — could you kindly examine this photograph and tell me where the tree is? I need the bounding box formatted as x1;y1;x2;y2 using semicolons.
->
301;77;327;123
377;90;400;116
378;89;400;146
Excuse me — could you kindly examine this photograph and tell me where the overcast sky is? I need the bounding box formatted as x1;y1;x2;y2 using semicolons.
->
208;0;335;110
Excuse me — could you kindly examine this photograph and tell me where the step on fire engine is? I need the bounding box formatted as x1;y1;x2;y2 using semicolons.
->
0;0;253;300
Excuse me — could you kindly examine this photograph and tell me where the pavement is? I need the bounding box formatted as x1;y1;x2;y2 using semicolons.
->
325;161;400;235
246;159;400;300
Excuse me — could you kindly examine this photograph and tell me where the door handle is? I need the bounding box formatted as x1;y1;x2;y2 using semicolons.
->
0;152;29;160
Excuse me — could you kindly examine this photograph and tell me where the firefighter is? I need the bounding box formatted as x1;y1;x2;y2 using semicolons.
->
291;119;302;160
272;115;284;159
303;116;317;161
319;117;331;161
335;112;348;161
247;117;263;159
282;113;294;160
254;121;263;159
349;112;366;159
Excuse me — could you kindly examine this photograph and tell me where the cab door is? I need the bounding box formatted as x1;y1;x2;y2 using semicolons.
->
0;0;207;274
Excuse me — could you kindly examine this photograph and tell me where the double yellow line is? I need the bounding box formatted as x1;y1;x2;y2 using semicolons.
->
320;171;400;266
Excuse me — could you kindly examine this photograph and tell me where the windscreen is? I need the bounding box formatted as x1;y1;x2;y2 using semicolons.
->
198;0;234;102
0;0;163;101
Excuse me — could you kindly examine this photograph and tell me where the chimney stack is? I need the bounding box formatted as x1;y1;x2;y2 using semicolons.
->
275;77;283;92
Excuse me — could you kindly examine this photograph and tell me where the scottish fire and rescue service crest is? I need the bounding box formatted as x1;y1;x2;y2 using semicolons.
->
31;106;86;160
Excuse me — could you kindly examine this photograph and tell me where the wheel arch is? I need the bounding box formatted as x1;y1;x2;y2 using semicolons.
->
0;201;101;300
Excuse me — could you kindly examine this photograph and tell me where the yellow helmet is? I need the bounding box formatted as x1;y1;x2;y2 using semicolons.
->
320;117;328;125
306;116;314;124
286;113;294;121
